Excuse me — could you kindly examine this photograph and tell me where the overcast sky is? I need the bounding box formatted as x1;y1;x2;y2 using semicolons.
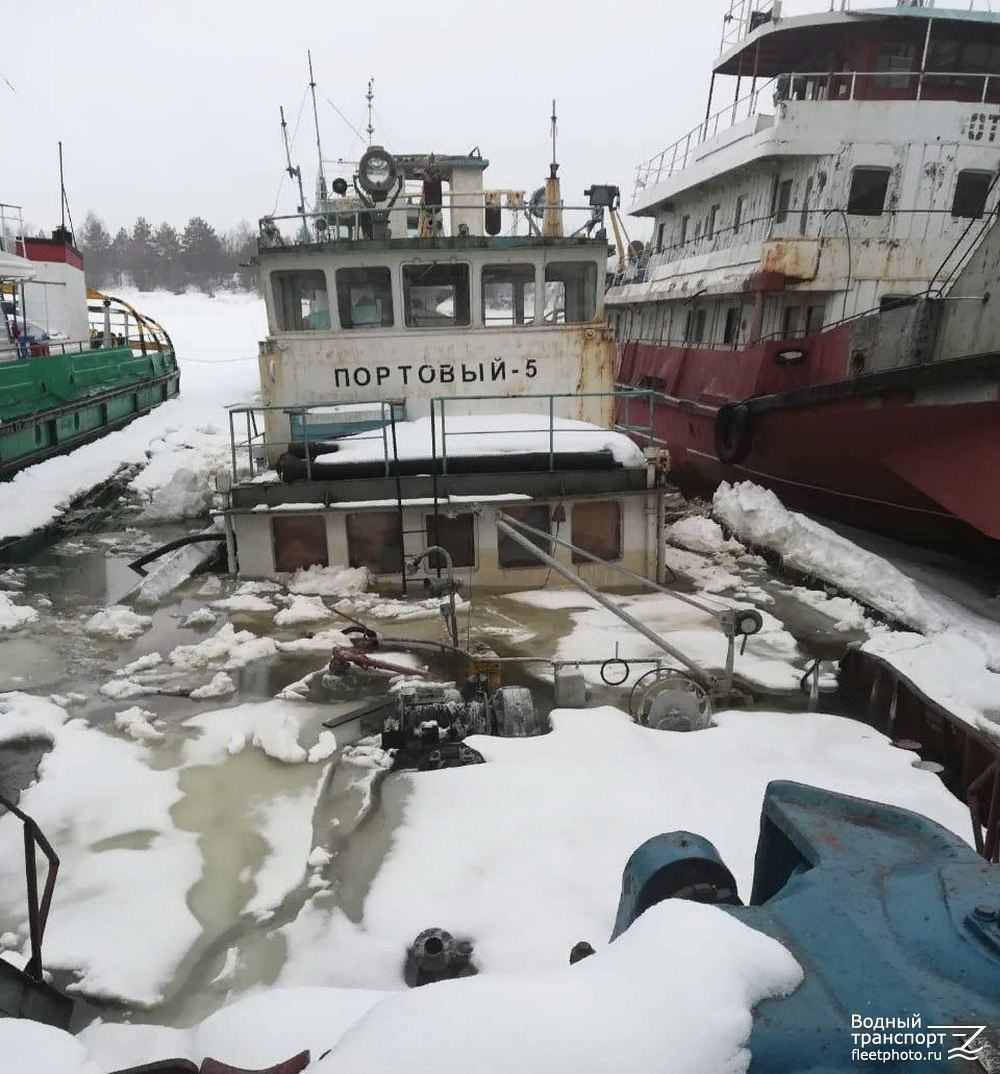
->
4;0;840;239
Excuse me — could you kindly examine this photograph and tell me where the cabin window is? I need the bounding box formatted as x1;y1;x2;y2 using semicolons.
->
952;170;992;218
679;216;689;245
271;270;330;331
543;261;597;324
684;308;707;344
425;513;476;569
403;262;470;327
272;515;329;572
336;267;394;328
733;195;746;235
875;43;915;89
346;510;403;573
781;306;801;339
482;263;536;326
723;306;741;346
572;501;622;563
497;504;551;568
655;223;665;252
805;304;825;335
706;204;720;239
847;168;891;216
772;179;792;223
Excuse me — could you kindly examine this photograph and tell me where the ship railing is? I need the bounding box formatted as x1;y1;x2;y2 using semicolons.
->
226;391;657;484
259;199;609;248
634;67;1000;197
0;202;25;256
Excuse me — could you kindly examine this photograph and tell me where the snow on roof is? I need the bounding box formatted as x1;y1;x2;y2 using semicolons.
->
314;414;646;468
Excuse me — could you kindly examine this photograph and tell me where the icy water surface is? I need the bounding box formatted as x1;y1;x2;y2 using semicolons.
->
0;520;882;1029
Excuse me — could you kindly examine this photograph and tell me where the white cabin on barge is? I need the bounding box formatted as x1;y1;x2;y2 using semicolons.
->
223;147;668;590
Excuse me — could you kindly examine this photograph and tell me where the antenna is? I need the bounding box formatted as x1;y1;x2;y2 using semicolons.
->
280;105;307;216
549;99;559;179
57;141;75;243
366;77;375;146
308;51;327;203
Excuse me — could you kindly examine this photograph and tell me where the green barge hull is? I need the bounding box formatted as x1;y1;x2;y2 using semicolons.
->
0;342;180;478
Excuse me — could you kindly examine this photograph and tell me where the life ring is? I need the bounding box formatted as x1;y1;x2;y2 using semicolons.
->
714;403;753;464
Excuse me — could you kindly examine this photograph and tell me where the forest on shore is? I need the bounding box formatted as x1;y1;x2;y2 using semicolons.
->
77;213;257;293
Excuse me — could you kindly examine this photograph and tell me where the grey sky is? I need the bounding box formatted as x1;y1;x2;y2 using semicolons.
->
4;0;727;239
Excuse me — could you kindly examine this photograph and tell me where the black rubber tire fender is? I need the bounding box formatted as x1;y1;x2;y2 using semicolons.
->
714;403;753;464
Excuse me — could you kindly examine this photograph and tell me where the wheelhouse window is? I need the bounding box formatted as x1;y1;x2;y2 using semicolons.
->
952;170;992;218
572;501;622;563
346;511;403;573
497;505;551;568
336;267;394;328
425;512;476;569
733;195;746;235
684;308;707;344
874;43;915;89
271;270;329;331
847;167;891;216
543;261;597;324
272;515;328;572
403;262;470;327
805;304;825;336
482;264;536;326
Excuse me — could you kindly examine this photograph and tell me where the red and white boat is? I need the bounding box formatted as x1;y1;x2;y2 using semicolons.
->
610;0;1000;558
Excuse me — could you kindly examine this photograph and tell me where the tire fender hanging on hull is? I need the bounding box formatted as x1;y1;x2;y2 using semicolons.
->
714;403;753;465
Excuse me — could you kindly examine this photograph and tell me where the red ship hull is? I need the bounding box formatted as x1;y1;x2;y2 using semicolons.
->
616;335;1000;559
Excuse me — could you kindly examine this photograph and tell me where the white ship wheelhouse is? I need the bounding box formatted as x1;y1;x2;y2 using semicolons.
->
610;0;1000;371
225;147;670;589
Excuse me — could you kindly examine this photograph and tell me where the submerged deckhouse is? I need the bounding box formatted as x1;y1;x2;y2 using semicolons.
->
223;144;668;589
610;0;1000;556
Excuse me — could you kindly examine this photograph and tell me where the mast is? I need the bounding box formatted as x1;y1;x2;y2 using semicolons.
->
543;99;563;238
280;106;307;219
366;77;375;146
308;50;327;203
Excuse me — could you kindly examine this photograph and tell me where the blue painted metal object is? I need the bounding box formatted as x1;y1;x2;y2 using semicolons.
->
613;782;1000;1072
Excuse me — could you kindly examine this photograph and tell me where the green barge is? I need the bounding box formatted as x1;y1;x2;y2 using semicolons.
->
1;213;180;478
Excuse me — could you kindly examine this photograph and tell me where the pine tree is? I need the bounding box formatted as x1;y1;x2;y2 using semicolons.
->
181;216;225;294
79;212;112;289
126;217;156;291
152;222;183;292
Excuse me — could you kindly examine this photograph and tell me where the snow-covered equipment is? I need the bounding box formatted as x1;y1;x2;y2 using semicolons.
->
403;927;477;988
611;781;1000;1072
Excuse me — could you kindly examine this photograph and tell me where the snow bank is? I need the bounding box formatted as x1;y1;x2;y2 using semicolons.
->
0;691;68;745
666;515;743;556
712;482;939;629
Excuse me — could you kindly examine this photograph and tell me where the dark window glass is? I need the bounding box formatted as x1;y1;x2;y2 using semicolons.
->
707;204;720;239
572;501;622;563
655;223;665;252
679;215;689;245
800;177;814;234
543;261;598;324
952;170;992;219
805;305;825;335
782;306;801;338
335;267;393;328
271;270;329;331
733;195;746;235
272;515;328;572
497;505;551;568
482;263;536;326
346;511;403;573
723;306;741;345
425;513;475;569
847;168;891;216
403;262;470;327
772;179;792;223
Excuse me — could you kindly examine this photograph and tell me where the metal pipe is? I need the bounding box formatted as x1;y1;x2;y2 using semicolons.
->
498;510;723;616
492;512;715;684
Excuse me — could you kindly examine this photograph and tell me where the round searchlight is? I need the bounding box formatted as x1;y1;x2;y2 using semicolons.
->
358;146;397;199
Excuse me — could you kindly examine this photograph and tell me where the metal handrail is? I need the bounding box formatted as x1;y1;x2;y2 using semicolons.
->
635;67;1000;195
0;795;59;982
226;392;657;483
